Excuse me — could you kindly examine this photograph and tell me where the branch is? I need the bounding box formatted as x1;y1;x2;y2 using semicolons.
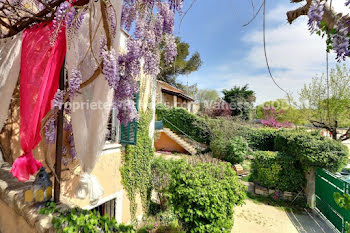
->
2;0;91;38
100;0;112;49
339;128;350;141
286;0;311;24
310;120;333;132
286;0;349;30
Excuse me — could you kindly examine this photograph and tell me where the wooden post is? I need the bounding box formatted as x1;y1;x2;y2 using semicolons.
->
54;58;65;203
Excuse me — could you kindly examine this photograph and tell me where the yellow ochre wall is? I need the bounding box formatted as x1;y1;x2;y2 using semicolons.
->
154;131;187;154
0;199;37;233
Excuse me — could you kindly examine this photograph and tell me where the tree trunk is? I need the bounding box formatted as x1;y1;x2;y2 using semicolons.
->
305;167;316;209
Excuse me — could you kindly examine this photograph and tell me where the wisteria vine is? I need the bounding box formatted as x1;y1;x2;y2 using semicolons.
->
308;0;350;61
46;0;181;160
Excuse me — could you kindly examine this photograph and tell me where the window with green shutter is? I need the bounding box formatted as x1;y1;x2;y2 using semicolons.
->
120;86;139;145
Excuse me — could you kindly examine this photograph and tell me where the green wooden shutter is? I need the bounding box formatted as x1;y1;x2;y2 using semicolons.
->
120;85;139;145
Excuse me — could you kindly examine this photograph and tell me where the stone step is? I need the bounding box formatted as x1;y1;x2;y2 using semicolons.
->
163;128;197;155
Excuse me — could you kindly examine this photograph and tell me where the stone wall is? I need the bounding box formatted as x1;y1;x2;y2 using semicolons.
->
0;162;53;233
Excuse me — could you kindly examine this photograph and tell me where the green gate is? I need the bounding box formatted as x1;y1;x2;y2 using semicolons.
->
315;168;350;232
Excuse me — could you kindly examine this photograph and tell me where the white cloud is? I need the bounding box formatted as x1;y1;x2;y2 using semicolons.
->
194;3;349;105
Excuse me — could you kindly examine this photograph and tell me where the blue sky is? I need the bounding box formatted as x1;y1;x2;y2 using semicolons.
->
173;0;348;104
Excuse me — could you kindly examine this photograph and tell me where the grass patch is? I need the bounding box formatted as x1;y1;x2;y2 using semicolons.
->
242;160;252;171
240;174;252;182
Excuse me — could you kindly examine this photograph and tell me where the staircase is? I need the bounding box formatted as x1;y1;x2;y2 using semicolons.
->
163;128;197;155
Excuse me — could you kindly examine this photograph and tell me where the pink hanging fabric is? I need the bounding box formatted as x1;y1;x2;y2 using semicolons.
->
11;22;66;182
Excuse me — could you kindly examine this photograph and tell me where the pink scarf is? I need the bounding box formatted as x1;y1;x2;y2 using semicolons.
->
11;22;66;182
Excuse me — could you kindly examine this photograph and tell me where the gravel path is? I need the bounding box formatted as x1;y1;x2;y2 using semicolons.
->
232;199;337;233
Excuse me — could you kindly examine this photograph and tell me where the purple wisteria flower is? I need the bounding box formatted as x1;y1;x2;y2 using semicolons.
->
45;117;56;143
65;7;76;30
155;14;164;42
164;34;177;64
70;147;77;159
52;89;65;110
121;5;136;31
69;68;82;97
113;0;180;124
64;119;73;132
67;132;77;159
53;1;70;30
307;0;325;33
144;50;160;76
115;99;139;125
115;77;138;100
62;146;68;155
109;10;117;38
73;9;86;33
102;48;120;89
333;21;350;61
157;2;175;34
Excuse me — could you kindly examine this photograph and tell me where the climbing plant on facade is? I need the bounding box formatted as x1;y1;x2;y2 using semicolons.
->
120;109;154;222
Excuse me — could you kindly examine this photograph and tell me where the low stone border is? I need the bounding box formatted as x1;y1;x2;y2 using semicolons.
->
0;162;58;233
240;180;297;201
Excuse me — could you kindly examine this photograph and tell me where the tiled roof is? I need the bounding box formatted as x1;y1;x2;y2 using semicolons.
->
157;80;194;101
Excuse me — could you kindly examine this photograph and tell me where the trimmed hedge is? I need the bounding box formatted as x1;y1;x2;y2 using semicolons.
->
156;104;212;144
151;158;246;233
274;131;349;171
251;151;305;192
237;128;348;172
236;127;276;151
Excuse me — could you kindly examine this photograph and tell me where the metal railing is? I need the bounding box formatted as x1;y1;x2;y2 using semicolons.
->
162;117;202;153
315;168;350;233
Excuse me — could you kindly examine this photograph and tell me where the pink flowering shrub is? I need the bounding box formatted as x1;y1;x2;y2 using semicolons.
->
260;106;293;129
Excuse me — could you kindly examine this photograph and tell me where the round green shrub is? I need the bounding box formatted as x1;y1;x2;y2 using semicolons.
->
211;136;249;165
251;151;305;192
225;136;250;164
210;136;227;160
152;158;246;233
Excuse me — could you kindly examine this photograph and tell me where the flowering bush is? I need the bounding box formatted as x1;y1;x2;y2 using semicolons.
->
260;106;293;129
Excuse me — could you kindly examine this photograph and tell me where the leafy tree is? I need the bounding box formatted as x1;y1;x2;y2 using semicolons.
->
299;65;350;140
222;85;255;120
175;82;198;98
195;89;220;111
158;37;202;87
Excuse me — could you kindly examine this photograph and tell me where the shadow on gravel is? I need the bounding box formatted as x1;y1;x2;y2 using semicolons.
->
286;209;338;233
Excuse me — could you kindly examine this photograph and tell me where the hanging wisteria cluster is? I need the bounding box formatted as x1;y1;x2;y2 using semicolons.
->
307;0;325;33
51;0;87;45
45;0;181;158
46;83;77;163
307;0;350;61
110;0;180;124
50;0;180;125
